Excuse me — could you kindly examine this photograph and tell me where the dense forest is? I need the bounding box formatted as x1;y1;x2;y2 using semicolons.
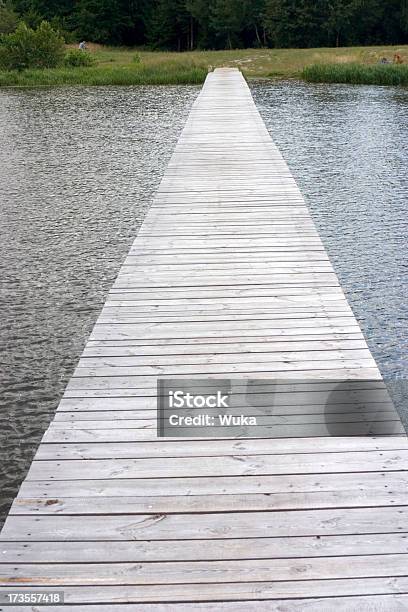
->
2;0;408;49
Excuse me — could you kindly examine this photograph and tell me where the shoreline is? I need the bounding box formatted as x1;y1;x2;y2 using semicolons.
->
1;45;408;88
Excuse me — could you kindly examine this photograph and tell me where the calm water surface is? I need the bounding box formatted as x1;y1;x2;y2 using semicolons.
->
1;81;408;525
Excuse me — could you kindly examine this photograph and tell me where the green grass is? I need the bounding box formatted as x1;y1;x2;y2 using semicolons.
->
0;59;207;86
302;62;408;85
88;44;408;79
1;44;408;87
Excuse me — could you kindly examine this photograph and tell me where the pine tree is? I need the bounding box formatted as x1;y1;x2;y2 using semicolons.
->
186;0;214;49
73;0;132;44
402;0;408;34
0;1;18;33
325;0;360;46
265;0;331;48
244;0;266;46
210;0;249;49
28;0;74;21
145;0;189;50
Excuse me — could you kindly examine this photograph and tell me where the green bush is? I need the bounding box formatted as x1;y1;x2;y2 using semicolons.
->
0;21;64;71
132;53;141;64
64;49;94;67
0;5;18;34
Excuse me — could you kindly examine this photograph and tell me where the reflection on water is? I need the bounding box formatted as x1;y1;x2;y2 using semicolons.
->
0;85;199;524
252;80;408;385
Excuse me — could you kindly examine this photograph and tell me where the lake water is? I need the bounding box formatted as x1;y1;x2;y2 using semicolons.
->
1;80;407;526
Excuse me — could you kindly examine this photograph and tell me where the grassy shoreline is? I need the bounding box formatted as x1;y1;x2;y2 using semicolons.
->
0;61;207;87
0;44;407;87
302;63;408;85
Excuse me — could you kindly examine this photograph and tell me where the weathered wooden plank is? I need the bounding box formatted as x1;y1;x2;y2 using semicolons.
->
53;405;396;421
56;389;393;409
100;305;352;316
75;349;373;367
84;333;367;351
109;287;343;298
10;487;408;514
97;313;355;325
5;596;408;612
35;437;408;459
26;450;408;480
73;360;378;379
67;370;383;390
2;579;408;604
121;255;332;266
2;533;407;564
2;507;408;541
113;275;339;289
37;433;408;451
44;422;405;443
108;287;346;300
138;225;320;234
2;554;408;585
46;414;398;432
18;471;408;499
62;379;388;398
99;309;352;319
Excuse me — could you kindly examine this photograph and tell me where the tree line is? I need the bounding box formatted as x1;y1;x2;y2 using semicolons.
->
2;0;408;49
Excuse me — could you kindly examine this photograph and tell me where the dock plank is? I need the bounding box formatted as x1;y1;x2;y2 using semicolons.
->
4;597;408;611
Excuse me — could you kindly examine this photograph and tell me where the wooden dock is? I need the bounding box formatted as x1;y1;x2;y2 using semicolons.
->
1;68;408;610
